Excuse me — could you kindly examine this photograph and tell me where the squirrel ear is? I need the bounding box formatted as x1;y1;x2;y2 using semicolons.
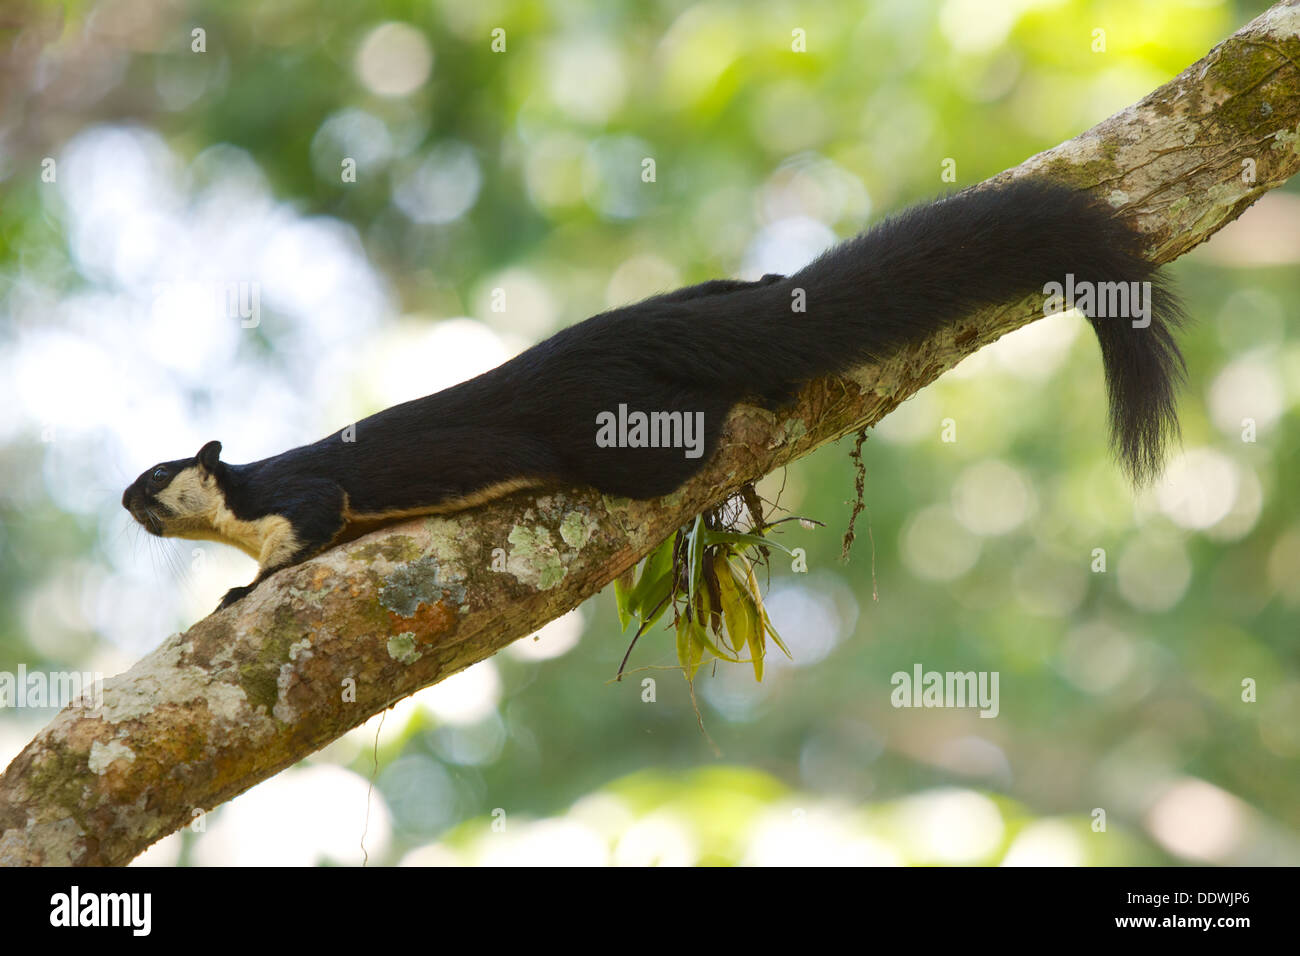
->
197;440;223;472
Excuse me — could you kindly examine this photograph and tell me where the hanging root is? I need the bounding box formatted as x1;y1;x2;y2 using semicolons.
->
840;428;868;561
840;427;878;599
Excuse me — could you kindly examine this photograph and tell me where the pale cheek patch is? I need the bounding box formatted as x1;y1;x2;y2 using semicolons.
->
155;467;213;516
153;467;222;535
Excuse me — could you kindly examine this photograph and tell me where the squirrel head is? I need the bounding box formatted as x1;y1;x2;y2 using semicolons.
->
122;440;226;537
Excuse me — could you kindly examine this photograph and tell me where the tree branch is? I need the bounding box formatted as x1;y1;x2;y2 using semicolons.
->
3;0;1299;866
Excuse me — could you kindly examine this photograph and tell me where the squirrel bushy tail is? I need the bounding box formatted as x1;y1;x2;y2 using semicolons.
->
674;178;1186;483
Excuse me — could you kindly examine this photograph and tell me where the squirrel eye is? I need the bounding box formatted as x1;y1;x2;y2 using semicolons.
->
151;467;168;483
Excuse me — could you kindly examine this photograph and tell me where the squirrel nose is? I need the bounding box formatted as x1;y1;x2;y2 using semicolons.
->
121;488;132;510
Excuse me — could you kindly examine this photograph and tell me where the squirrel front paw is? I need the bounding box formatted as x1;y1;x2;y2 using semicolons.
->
217;584;254;611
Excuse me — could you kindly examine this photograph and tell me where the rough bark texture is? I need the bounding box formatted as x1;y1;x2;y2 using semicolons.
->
3;1;1299;866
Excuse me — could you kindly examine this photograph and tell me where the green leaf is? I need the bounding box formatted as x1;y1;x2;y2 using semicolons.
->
613;573;633;632
626;539;671;607
764;616;792;659
685;514;704;607
640;536;675;588
715;556;762;678
739;555;792;662
701;529;797;557
676;617;693;675
690;612;745;665
620;537;676;630
634;572;675;632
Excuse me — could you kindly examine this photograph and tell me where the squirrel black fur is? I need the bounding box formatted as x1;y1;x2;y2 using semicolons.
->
123;178;1186;610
